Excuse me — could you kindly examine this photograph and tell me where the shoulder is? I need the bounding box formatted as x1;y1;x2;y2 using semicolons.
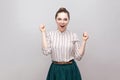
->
46;30;57;35
67;30;80;41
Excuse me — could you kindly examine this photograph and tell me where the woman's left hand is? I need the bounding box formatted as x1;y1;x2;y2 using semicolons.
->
82;32;89;41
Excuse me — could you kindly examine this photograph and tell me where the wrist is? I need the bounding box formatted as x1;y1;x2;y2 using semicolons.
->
82;40;87;43
41;31;46;35
41;31;46;33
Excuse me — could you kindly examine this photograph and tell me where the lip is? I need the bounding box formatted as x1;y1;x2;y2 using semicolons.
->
60;25;65;28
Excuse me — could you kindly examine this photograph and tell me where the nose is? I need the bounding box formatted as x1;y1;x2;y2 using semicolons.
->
61;20;64;24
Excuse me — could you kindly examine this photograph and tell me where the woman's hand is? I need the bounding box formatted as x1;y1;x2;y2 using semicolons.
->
82;32;89;41
40;24;46;32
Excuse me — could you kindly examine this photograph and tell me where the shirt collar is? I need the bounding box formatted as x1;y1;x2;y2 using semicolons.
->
57;29;68;35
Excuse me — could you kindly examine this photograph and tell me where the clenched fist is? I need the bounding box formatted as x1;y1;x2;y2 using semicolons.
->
40;24;46;32
82;32;89;41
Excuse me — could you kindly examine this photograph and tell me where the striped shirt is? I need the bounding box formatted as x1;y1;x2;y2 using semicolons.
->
42;30;83;62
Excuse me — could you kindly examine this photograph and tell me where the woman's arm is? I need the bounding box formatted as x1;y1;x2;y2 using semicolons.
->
79;32;89;56
40;24;48;48
40;24;51;55
41;31;48;48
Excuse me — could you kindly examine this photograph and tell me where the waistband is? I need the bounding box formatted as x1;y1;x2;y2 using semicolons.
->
52;59;74;64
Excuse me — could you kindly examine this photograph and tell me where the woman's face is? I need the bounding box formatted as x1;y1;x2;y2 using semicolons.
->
56;12;69;32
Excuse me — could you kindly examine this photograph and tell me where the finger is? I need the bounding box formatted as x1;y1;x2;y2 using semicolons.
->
40;24;43;27
83;32;88;37
41;26;45;29
40;24;45;29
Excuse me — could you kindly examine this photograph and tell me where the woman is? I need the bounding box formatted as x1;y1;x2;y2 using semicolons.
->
40;7;89;80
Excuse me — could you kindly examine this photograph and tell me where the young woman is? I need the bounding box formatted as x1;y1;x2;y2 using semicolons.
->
40;7;89;80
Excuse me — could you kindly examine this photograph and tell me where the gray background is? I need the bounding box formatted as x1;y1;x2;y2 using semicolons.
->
0;0;120;80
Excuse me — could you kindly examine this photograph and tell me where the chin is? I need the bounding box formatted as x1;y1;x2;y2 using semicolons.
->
61;29;66;32
58;27;66;32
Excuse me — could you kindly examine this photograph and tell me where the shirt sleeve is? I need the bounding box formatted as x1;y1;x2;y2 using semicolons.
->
42;32;52;55
73;33;83;61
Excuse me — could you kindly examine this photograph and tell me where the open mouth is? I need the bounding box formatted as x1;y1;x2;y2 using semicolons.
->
60;25;65;28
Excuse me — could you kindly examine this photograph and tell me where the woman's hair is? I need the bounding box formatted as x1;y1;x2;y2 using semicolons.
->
55;7;70;19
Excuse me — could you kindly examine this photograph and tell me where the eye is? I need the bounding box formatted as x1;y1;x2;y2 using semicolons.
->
64;18;68;21
57;18;61;21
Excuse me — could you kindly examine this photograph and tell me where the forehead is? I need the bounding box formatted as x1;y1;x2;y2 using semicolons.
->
57;12;68;18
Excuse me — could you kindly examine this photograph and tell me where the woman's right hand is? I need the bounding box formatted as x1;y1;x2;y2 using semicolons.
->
40;24;46;32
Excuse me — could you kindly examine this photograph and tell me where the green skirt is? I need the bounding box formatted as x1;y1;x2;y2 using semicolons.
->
46;60;82;80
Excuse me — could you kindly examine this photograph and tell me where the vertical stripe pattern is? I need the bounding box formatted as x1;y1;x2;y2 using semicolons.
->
42;30;82;61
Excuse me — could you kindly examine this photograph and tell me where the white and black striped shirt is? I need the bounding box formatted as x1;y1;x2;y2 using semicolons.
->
42;30;82;62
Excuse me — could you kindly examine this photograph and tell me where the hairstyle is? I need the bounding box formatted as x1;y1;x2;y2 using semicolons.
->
55;7;70;19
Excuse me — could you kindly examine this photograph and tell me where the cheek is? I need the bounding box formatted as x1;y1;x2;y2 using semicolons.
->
56;21;60;24
65;21;69;25
56;22;59;25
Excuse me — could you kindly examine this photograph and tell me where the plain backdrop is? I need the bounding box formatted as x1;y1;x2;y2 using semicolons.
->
0;0;120;80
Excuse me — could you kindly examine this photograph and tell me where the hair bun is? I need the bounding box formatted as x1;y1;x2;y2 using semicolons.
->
59;7;66;11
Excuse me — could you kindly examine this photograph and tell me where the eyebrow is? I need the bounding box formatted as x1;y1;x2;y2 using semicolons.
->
57;18;68;19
